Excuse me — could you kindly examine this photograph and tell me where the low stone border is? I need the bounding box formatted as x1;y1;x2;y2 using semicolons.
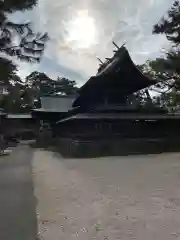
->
58;137;180;158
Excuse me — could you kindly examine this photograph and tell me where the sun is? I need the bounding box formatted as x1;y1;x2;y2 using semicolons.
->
65;10;97;49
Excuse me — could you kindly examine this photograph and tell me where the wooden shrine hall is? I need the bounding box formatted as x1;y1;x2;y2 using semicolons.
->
56;44;173;139
34;43;180;156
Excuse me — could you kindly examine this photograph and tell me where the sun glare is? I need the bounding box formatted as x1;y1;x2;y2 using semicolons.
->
65;10;97;49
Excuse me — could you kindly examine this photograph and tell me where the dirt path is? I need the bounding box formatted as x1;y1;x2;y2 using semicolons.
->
33;150;180;240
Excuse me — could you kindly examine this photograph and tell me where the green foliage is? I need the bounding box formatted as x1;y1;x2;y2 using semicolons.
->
25;72;78;97
0;0;37;12
153;1;180;45
55;77;78;95
151;0;180;85
0;0;48;62
0;0;49;112
0;70;78;113
0;58;17;84
25;71;54;96
138;1;180;110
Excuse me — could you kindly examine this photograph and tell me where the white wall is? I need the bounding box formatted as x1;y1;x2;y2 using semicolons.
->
40;96;75;112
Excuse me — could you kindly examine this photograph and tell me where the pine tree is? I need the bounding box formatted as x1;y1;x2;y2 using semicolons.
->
152;0;180;85
153;0;180;45
0;0;48;62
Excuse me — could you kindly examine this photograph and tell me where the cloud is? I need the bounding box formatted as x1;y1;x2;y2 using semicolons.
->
16;0;175;84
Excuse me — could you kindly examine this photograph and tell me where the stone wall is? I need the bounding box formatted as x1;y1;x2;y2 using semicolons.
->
58;137;180;158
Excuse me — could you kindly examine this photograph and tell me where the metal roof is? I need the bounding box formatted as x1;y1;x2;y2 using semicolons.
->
40;94;77;99
7;114;32;119
32;108;72;113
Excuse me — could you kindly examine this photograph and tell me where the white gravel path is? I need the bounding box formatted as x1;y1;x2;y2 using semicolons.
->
32;150;180;240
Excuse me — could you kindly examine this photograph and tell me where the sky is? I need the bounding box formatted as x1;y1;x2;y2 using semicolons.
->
14;0;175;86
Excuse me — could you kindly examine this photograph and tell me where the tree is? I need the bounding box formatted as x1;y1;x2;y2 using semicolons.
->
151;0;180;86
137;60;180;111
137;1;180;110
153;0;180;45
25;71;54;96
0;58;18;84
55;77;78;95
0;0;49;113
0;0;48;62
137;60;177;94
0;0;50;113
23;71;78;110
25;72;78;97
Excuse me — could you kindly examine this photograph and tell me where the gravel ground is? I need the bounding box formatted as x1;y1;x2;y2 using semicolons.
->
32;150;180;240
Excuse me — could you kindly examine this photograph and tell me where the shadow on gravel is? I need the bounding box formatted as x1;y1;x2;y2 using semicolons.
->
0;146;37;240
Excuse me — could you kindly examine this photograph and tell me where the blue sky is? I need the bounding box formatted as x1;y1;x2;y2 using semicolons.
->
14;0;175;85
